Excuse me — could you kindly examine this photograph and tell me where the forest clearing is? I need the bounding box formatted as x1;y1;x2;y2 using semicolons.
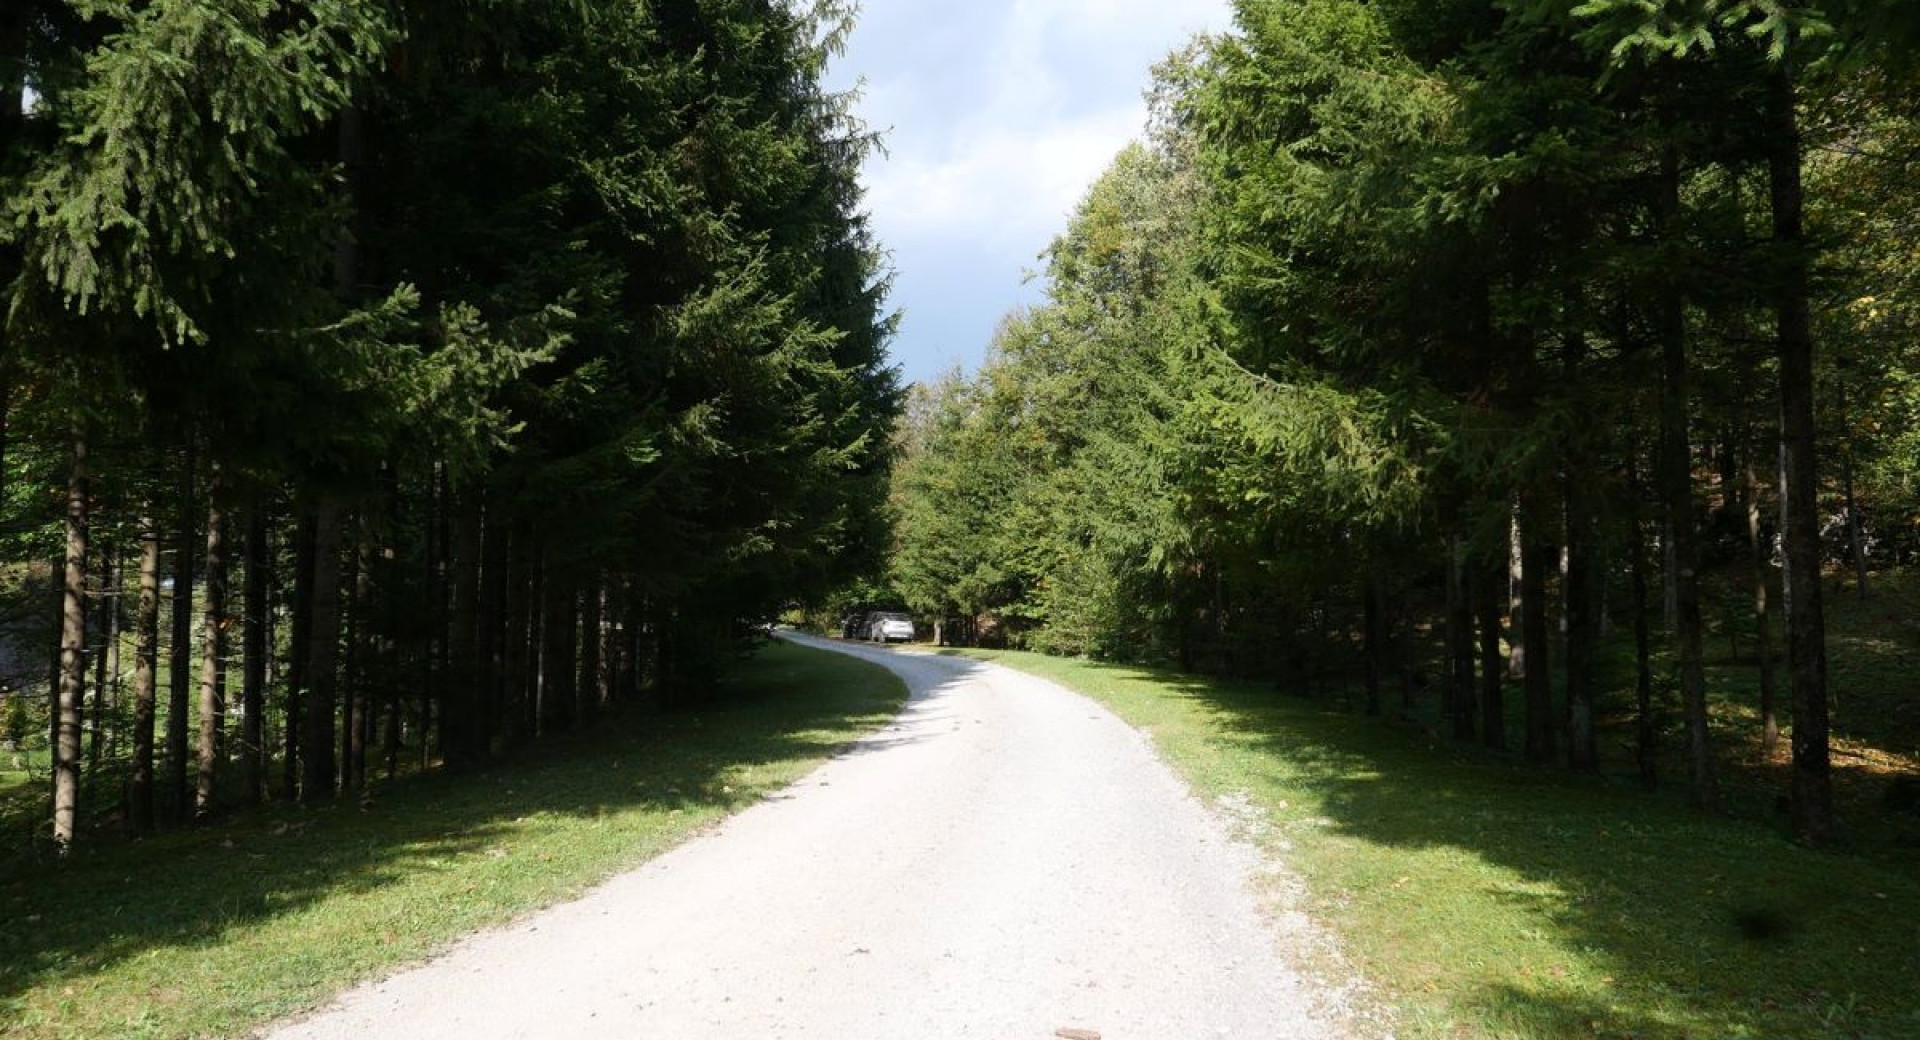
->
5;1;1920;1038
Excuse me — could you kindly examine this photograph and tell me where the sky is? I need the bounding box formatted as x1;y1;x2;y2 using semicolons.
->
824;0;1236;387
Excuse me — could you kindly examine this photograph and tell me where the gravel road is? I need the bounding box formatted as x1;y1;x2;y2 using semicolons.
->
262;634;1348;1040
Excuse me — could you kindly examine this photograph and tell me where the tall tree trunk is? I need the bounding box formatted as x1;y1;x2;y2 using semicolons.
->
383;672;402;781
528;545;546;734
1837;387;1868;600
1477;554;1506;752
578;576;604;722
1629;455;1659;792
341;532;368;793
427;466;450;767
1564;473;1598;773
623;584;645;703
166;445;196;822
479;500;507;752
355;534;374;791
1719;434;1744;528
282;511;315;800
501;521;533;749
1660;518;1678;632
104;550;123;766
541;557;576;732
1768;65;1832;843
52;422;89;853
1747;460;1780;758
1657;143;1719;812
195;465;228;818
0;380;8;530
444;494;482;769
1519;497;1555;765
1447;537;1476;742
87;546;113;787
0;22;15;521
603;576;626;704
1507;510;1525;679
299;497;344;801
129;510;161;834
241;509;269;805
1361;580;1382;718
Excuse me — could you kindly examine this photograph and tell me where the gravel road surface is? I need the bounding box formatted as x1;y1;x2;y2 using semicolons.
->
262;634;1347;1040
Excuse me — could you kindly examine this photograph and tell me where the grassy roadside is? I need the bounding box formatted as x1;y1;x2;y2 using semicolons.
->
946;647;1920;1040
0;639;904;1040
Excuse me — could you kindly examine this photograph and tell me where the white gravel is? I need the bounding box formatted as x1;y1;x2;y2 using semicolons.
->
261;634;1351;1040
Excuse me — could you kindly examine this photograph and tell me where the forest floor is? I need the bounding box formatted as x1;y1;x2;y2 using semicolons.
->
1682;565;1920;854
943;644;1920;1040
0;640;904;1040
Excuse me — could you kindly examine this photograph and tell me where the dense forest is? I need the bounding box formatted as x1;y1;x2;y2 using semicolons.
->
0;0;896;856
885;0;1920;846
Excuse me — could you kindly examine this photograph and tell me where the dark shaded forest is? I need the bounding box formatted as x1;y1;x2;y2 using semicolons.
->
0;0;896;856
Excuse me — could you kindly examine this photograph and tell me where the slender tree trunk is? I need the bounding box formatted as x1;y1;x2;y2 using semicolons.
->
166;445;196;822
356;539;375;791
341;532;368;793
383;675;402;781
428;467;450;766
1747;460;1780;757
129;509;161;835
0;379;8;530
528;545;546;734
1661;518;1678;632
444;494;482;769
1448;537;1476;741
48;553;61;763
602;577;625;704
541;557;576;732
624;585;645;703
1507;511;1525;679
194;466;228;818
1361;580;1382;718
241;510;269;805
1629;455;1659;791
1519;498;1555;765
1837;387;1868;600
299;497;344;801
87;546;112;787
1564;473;1598;773
105;551;123;765
52;422;89;853
282;511;315;800
1657;143;1719;812
1477;554;1506;751
1719;434;1744;530
1769;66;1832;843
579;576;604;722
502;522;533;749
479;501;507;751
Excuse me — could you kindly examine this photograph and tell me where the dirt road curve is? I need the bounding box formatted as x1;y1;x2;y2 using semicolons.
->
262;634;1346;1040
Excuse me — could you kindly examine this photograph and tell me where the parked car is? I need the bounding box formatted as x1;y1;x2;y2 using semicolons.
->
866;611;915;644
840;614;866;639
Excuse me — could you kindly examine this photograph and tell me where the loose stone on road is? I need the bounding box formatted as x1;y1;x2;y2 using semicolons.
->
262;634;1350;1040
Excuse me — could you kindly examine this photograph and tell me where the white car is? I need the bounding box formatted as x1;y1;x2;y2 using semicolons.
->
867;612;915;643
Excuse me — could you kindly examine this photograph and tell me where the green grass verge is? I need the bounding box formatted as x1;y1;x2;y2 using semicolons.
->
945;647;1920;1040
0;639;904;1040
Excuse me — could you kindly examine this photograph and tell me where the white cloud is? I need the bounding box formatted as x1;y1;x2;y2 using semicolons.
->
852;0;1232;259
864;106;1144;257
828;0;1234;379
